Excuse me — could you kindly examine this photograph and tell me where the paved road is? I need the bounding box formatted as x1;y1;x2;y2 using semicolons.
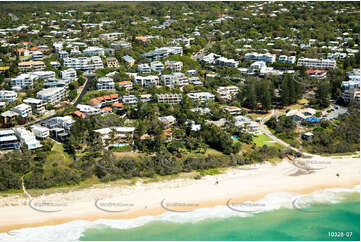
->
73;74;95;106
258;109;314;157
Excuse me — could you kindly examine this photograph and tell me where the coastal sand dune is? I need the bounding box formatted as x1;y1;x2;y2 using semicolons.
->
0;155;359;233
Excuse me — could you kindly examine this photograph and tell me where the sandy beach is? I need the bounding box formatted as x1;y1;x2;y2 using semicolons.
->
0;155;359;233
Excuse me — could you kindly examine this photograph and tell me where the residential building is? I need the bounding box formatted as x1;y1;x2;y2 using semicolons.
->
10;73;38;88
96;77;115;90
134;75;159;87
306;69;327;78
224;106;242;115
18;61;46;72
123;55;135;66
11;103;32;117
76;104;100;115
140;94;152;103
63;56;104;71
45;116;75;130
117;81;133;90
165;61;183;71
111;41;131;49
13;127;42;149
249;61;267;72
244;52;276;63
36;87;66;104
23;98;46;114
278;55;296;64
94;126;135;145
216;86;240;100
31;51;43;61
141;46;183;61
0;90;17;102
106;57;119;68
83;46;105;56
150;61;164;73
44;78;68;88
343;89;360;103
297;57;336;69
58;50;69;59
61;68;77;81
187;92;215;103
122;95;138;105
89;94;119;108
286;108;317;121
234;115;259;134
158;115;177;126
161;74;176;87
157;93;182;104
31;125;50;139
137;63;151;73
214;57;239;67
99;32;123;41
0;129;19;150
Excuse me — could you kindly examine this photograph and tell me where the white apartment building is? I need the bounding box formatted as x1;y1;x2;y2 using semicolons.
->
157;93;182;104
216;86;240;100
214;57;239;67
36;87;66;104
297;57;336;69
83;46;105;56
31;51;43;61
0;90;17;102
122;95;138;105
76;104;100;115
278;55;296;64
23;98;46;114
11;71;56;88
187;92;215;103
61;68;77;81
99;32;123;41
11;103;32;117
134;75;159;87
58;50;69;59
161;74;176;87
224;106;242;115
137;63;151;73
13;127;42;149
10;73;38;88
165;61;183;71
63;56;104;71
244;52;276;63
96;77;115;90
150;61;164;73
234;115;259;134
31;125;50;139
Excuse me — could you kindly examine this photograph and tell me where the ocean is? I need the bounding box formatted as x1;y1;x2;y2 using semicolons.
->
1;186;359;241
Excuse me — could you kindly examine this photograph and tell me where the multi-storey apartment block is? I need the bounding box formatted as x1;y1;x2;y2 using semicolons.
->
36;87;66;104
157;93;182;104
297;57;336;69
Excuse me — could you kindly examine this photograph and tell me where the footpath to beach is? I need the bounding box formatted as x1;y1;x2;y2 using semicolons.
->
0;154;359;233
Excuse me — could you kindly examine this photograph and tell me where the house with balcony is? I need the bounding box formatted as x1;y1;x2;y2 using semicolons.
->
36;87;66;104
187;92;215;103
0;129;19;150
23;98;45;114
96;77;115;90
157;93;182;104
11;103;32;118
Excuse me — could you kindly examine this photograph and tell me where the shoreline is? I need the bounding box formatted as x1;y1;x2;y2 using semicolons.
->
0;155;359;233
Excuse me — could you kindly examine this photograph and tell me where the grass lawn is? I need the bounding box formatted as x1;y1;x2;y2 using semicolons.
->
253;134;284;149
205;148;223;156
45;142;74;168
